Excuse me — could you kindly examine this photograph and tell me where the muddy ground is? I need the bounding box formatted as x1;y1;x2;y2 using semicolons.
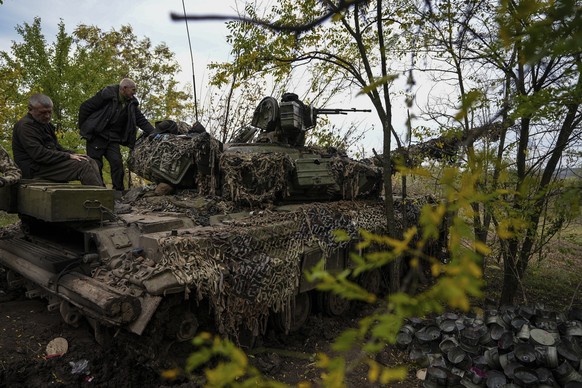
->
0;291;418;388
2;230;580;387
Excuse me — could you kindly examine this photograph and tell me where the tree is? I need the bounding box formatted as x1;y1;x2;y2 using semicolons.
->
0;18;198;188
72;24;196;123
409;0;581;304
0;18;195;153
209;0;418;291
494;0;581;304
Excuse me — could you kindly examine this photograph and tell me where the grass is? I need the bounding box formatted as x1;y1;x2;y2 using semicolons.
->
482;216;582;311
0;211;18;227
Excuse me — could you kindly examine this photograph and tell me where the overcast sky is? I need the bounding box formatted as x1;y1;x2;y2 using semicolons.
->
0;0;416;153
0;0;237;90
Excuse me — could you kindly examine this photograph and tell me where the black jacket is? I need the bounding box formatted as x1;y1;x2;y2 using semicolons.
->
78;84;155;149
12;114;72;178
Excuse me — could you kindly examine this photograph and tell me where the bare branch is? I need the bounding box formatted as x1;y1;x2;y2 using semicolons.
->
170;0;371;34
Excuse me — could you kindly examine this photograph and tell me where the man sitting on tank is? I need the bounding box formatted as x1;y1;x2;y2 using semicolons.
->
12;94;103;186
0;144;21;188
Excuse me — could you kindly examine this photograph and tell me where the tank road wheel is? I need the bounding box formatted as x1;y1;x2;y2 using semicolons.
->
272;292;312;333
166;311;199;342
176;312;199;342
357;269;382;296
316;291;351;317
288;292;312;332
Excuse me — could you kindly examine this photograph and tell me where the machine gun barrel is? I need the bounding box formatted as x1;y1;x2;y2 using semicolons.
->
315;108;372;115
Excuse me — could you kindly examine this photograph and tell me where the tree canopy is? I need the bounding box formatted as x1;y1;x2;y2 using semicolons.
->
0;17;195;150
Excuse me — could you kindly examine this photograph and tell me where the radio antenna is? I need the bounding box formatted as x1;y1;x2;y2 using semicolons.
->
181;0;199;122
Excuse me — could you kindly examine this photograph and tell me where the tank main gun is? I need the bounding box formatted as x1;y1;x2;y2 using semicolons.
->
367;120;508;172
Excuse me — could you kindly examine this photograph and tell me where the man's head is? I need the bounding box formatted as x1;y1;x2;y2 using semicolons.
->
119;78;137;100
28;94;53;124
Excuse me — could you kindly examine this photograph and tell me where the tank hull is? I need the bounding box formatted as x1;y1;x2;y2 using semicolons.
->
0;181;405;346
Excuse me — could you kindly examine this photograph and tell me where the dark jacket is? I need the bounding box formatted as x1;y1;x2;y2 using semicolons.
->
12;114;72;178
78;84;155;149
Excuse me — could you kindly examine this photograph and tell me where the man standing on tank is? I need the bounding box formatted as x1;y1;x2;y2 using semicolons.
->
12;93;103;186
78;78;155;193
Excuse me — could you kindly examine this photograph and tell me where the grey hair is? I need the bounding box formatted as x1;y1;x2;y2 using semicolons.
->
28;93;53;109
120;78;136;88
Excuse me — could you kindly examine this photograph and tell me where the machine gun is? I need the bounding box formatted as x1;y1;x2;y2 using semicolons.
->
314;107;372;116
242;92;371;146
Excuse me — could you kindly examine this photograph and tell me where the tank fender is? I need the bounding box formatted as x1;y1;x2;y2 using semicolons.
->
127;294;163;335
142;269;182;295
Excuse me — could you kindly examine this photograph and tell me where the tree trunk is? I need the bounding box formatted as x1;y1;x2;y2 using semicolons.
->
499;85;580;304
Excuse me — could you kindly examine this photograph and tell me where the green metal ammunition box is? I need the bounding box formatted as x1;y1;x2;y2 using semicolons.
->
294;158;335;187
17;182;115;222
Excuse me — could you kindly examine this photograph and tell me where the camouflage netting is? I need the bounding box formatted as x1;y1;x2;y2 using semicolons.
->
129;132;222;194
129;131;381;206
369;121;508;171
328;157;382;199
94;199;393;340
220;150;382;206
220;152;295;205
153;200;390;339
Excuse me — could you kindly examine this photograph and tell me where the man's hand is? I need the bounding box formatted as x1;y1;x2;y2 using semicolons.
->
69;154;90;161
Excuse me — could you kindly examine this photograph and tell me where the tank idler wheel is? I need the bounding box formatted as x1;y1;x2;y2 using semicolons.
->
316;290;351;317
60;301;81;327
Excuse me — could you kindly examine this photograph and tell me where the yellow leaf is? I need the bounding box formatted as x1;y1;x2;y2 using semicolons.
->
379;366;407;384
473;241;491;255
160;368;180;380
467;261;483;278
368;360;380;382
317;353;330;368
431;263;441;277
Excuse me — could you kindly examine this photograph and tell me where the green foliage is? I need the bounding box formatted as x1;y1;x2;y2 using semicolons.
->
0;211;18;227
179;332;287;387
0;18;195;152
498;0;582;61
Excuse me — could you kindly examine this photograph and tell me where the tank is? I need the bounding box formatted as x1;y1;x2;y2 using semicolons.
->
0;93;433;354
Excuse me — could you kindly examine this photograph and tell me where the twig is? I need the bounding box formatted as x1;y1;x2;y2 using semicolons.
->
568;278;582;310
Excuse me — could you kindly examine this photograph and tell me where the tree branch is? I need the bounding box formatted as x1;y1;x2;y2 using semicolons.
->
170;0;371;35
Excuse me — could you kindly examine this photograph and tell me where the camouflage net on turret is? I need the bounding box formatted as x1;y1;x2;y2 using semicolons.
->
328;157;382;199
129;133;222;194
220;150;382;206
220;152;295;205
153;200;391;340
